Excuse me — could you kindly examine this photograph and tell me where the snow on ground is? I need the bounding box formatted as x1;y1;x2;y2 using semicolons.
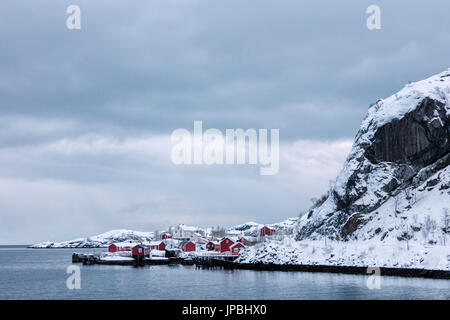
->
146;257;168;261
99;255;134;261
150;249;166;257
237;237;450;271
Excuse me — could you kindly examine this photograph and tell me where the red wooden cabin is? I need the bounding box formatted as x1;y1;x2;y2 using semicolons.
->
161;233;172;240
131;244;150;257
108;242;138;253
108;243;118;253
260;226;276;236
219;237;234;253
149;241;166;251
180;240;196;252
230;242;246;255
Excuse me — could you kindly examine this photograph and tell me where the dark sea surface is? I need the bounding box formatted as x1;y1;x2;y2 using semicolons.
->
0;247;448;299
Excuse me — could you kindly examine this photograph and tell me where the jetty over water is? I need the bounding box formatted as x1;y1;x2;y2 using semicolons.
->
72;252;238;268
192;256;238;269
73;253;199;267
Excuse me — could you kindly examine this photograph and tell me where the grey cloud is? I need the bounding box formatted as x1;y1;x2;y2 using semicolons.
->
0;0;449;243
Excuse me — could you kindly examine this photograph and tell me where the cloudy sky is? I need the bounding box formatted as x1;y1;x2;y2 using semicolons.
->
1;0;449;244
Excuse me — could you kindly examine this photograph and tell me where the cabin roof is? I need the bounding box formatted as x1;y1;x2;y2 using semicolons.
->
110;242;140;247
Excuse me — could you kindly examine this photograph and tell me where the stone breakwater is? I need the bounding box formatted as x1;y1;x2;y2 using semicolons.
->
225;262;450;279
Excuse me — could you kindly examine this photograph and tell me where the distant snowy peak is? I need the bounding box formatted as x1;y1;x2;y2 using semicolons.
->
30;229;154;248
228;221;263;233
90;229;154;241
228;218;299;236
297;69;450;242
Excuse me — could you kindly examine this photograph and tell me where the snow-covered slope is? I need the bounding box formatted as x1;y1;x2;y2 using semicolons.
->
227;217;298;237
30;229;154;248
237;238;450;270
238;69;450;270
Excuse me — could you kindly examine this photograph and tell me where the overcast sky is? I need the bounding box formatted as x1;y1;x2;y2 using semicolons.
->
1;0;449;244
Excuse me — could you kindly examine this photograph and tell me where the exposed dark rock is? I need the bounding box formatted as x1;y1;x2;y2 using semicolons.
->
397;232;413;241
341;213;366;237
426;177;440;188
365;98;448;168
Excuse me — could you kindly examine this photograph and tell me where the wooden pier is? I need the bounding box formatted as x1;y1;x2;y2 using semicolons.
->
193;256;238;269
72;252;240;269
72;253;450;279
72;252;194;267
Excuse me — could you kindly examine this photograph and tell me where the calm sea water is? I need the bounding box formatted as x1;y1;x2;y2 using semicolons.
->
0;247;448;300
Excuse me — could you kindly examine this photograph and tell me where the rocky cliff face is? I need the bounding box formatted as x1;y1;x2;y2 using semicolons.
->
366;97;447;167
296;69;450;243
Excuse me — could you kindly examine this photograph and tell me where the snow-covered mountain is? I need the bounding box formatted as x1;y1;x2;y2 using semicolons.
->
30;229;154;248
239;69;450;270
296;69;449;243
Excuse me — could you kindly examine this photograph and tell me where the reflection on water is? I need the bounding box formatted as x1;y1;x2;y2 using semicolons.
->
0;247;448;299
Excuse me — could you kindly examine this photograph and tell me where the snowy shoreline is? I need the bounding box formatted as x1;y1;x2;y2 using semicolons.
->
236;238;450;272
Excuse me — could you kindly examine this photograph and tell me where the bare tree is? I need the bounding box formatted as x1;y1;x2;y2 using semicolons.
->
405;224;410;250
211;226;225;238
404;189;410;202
404;188;416;208
422;215;437;245
441;208;449;246
394;197;400;217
